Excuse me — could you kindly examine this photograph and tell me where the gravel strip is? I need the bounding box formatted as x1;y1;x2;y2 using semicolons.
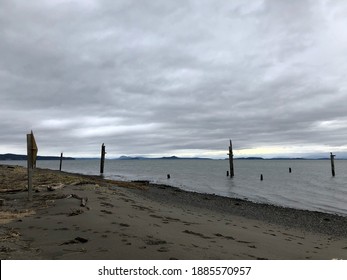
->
129;183;347;238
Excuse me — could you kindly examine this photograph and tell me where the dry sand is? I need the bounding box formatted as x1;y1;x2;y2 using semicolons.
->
0;164;346;260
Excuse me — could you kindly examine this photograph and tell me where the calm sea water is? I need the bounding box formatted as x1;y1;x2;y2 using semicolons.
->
2;159;347;217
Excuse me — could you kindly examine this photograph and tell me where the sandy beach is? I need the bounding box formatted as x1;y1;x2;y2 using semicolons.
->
0;164;346;260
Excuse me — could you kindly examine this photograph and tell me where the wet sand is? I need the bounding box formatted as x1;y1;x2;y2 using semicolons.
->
0;164;346;260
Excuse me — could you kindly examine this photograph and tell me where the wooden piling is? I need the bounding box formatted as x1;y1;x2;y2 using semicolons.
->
59;152;63;171
226;171;229;177
330;152;336;177
289;167;292;173
167;174;170;179
228;140;234;177
26;131;37;201
27;133;33;201
260;174;263;181
100;143;106;174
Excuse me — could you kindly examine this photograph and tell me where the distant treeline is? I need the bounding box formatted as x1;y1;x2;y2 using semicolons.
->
0;153;75;161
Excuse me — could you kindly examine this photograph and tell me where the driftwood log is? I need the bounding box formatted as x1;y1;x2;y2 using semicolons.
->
46;183;65;191
69;194;89;208
0;188;26;193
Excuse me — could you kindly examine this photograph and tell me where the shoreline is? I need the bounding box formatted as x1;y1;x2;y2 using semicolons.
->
1;160;346;217
129;182;347;238
39;167;347;221
1;164;347;259
72;171;347;236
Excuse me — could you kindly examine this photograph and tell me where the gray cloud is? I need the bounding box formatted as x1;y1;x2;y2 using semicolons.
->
1;0;347;158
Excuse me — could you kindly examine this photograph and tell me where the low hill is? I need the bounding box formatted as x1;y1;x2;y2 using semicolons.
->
0;153;75;161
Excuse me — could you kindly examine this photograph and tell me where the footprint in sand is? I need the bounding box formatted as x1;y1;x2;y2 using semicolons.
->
183;230;211;239
157;247;169;252
60;237;88;245
120;197;135;203
97;248;109;253
237;240;252;244
100;209;113;214
263;232;276;237
214;233;235;240
144;237;167;246
57;227;69;231
152;224;161;228
120;223;130;227
111;222;130;228
100;202;114;208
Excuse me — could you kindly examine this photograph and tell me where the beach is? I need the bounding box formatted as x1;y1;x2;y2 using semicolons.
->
0;164;346;260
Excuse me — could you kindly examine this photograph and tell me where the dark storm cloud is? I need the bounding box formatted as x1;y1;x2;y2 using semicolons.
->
1;0;347;158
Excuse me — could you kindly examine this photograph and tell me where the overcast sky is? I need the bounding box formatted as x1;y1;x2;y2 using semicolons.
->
1;0;347;158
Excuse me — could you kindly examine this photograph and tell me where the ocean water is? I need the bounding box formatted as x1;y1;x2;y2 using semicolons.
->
2;159;347;217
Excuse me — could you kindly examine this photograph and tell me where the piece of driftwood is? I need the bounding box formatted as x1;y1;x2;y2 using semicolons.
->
70;194;89;208
80;198;87;207
0;188;26;193
47;183;65;191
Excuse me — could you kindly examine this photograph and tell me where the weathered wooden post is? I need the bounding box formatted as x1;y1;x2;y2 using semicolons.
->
26;131;38;201
330;152;336;177
59;152;63;171
260;174;263;181
227;140;234;177
100;143;106;174
289;167;292;173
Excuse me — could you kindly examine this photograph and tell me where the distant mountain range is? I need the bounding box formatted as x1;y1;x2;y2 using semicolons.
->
0;153;75;161
234;157;331;160
116;155;213;160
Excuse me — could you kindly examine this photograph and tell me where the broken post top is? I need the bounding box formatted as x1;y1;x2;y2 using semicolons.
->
228;139;233;156
27;130;38;168
101;143;106;154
